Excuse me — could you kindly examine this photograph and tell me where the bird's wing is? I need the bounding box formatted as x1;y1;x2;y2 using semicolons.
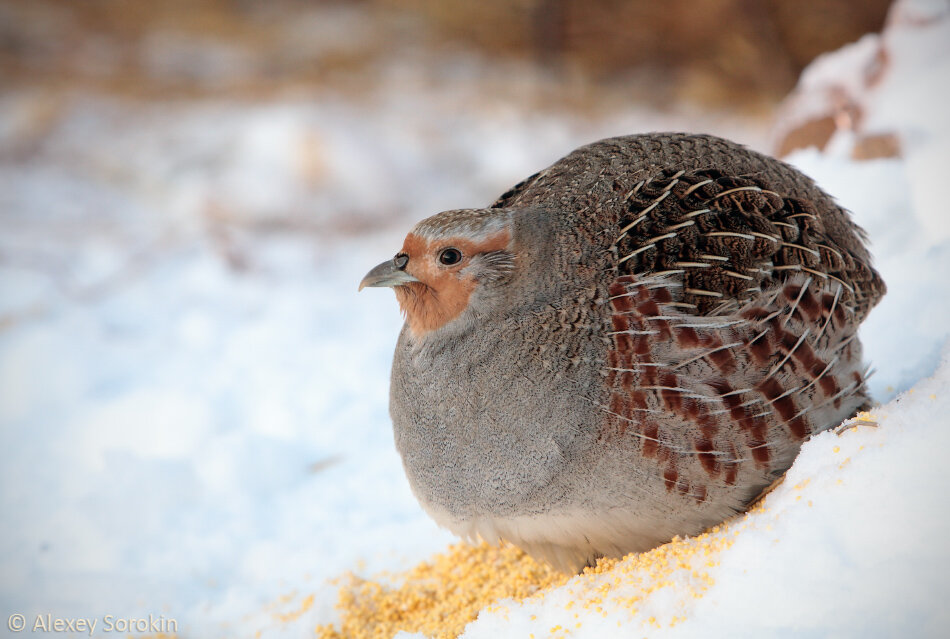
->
611;167;884;321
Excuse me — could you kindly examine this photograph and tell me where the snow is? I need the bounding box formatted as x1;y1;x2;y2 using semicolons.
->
1;0;949;636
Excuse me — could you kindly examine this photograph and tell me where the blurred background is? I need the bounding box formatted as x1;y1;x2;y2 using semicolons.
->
2;0;945;637
0;0;897;243
2;0;892;102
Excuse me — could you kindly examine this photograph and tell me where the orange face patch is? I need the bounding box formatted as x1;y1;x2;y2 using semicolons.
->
394;230;510;336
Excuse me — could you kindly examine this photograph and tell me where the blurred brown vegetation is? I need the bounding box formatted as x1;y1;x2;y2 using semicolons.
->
388;0;893;107
0;0;891;110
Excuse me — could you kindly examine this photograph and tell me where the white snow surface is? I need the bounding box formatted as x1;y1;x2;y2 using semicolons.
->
1;1;949;637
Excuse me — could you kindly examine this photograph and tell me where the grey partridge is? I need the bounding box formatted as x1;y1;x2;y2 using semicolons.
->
360;133;885;573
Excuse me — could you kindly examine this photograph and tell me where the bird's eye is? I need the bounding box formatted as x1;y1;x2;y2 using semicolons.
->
438;248;463;265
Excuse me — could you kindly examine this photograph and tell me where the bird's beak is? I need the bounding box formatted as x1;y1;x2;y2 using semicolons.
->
359;258;419;291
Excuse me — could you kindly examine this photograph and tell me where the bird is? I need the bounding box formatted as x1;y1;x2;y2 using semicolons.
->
359;133;885;573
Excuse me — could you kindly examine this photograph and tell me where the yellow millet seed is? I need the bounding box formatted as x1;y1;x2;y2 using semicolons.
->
318;508;743;637
315;542;566;639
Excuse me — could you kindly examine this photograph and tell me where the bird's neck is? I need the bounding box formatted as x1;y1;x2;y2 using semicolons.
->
395;280;476;337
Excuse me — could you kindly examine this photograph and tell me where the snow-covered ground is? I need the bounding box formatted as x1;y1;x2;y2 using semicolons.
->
1;0;948;636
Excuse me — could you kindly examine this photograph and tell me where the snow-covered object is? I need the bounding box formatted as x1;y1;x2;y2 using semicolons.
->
772;0;950;166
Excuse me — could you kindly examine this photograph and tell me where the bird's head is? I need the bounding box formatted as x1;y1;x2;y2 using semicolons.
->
359;208;516;337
